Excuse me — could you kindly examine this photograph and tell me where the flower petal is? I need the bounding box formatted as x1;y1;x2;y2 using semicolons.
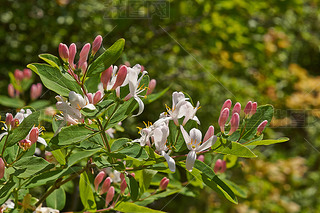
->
162;151;176;172
132;96;144;117
83;103;96;111
180;125;191;150
190;128;202;145
198;137;213;152
186;150;197;172
37;137;48;146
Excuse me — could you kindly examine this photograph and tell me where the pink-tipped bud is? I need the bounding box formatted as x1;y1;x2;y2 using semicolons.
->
29;127;39;144
11;118;19;129
130;173;135;178
68;43;77;69
250;102;257;116
14;69;24;81
257;120;268;135
197;155;205;162
232;102;241;115
23;69;32;79
92;35;103;55
203;125;215;143
111;65;127;90
105;186;115;207
37;83;42;97
120;173;125;181
146;79;156;95
5;113;13;127
93;91;102;105
19;139;32;151
159;177;169;191
30;84;42;100
218;108;229;133
244;101;252;116
8;84;15;98
229;113;240;135
101;66;113;90
220;99;232;112
214;159;226;173
0;158;5;179
94;171;106;191
99;177;111;195
120;179;127;194
59;43;69;62
78;43;91;68
80;62;87;75
87;93;93;104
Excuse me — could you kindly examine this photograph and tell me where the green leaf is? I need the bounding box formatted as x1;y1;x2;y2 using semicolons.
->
239;105;274;143
177;160;238;204
51;149;66;165
79;171;96;211
86;38;125;77
0;96;25;108
27;63;81;96
212;137;257;158
114;202;165;213
0;180;16;205
135;169;157;194
67;148;101;167
127;175;139;201
49;125;96;149
39;53;61;69
245;137;289;146
12;156;54;178
28;100;51;109
135;189;181;206
118;143;148;160
26;167;82;188
221;179;248;198
6;111;40;147
110;138;130;152
46;187;66;210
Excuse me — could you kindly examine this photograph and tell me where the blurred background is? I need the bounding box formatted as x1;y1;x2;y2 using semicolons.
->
1;0;320;212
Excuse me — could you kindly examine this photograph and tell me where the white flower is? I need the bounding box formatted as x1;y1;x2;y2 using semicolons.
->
154;125;175;172
180;101;201;125
166;92;190;125
180;125;216;172
105;168;121;183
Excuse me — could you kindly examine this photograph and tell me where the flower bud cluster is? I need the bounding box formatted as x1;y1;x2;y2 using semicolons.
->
8;69;34;99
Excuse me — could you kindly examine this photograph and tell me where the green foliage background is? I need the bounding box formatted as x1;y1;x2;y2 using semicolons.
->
1;0;320;212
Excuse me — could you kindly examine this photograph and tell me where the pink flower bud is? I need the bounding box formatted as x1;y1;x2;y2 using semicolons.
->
99;177;111;195
36;83;42;98
140;65;145;72
120;173;125;181
120;179;127;194
203;125;214;143
101;66;113;90
214;159;226;173
8;84;15;98
232;102;241;115
87;93;93;104
23;69;32;79
29;127;39;145
244;101;252;116
78;43;91;68
257;120;268;135
221;99;232;112
11;118;19;129
130;173;135;178
94;171;106;191
159;177;169;191
19;139;32;150
111;65;127;90
250;102;257;116
197;155;205;162
30;84;42;100
229;113;240;135
5;113;13;127
92;35;103;55
80;62;88;75
14;69;24;81
105;186;115;207
218;108;229;133
146;79;156;95
68;43;77;69
0;158;5;179
93;91;102;105
58;43;69;62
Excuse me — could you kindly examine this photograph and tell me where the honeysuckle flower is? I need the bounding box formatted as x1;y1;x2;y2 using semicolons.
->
154;125;176;172
30;83;42;100
180;125;217;172
28;127;47;146
105;168;121;183
14;69;24;81
59;43;69;62
244;101;252;116
214;159;226;173
105;186;115;207
250;102;257;116
181;101;201;126
221;99;232;112
23;69;32;79
8;83;15;98
92;35;103;55
232;102;241;115
94;171;106;191
146;79;156;95
35;206;59;213
100;177;111;195
228;113;240;135
218;108;229;133
0;199;14;212
68;43;77;70
166;92;189;126
159;177;169;190
78;43;91;68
